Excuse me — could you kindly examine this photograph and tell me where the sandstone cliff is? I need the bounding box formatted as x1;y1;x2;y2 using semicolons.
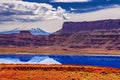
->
0;19;120;51
59;19;120;33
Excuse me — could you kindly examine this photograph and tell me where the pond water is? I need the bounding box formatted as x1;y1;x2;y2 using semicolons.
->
0;54;120;68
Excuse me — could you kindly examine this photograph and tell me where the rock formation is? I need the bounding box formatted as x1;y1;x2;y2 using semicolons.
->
60;19;120;33
0;19;120;50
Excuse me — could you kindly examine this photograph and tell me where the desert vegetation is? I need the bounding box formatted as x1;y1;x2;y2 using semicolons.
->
0;64;120;80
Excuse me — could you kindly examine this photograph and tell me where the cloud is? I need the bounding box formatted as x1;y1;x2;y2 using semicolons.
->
52;0;90;2
0;7;120;33
0;1;69;22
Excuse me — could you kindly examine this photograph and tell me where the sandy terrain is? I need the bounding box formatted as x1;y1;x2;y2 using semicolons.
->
0;64;120;80
0;46;120;55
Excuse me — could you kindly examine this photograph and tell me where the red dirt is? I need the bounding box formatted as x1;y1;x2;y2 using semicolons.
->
0;64;120;80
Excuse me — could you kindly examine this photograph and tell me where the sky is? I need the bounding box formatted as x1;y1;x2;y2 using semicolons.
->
0;0;120;32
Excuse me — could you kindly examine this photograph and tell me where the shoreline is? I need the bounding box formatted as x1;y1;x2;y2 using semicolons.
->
0;47;120;55
0;64;119;69
1;52;120;56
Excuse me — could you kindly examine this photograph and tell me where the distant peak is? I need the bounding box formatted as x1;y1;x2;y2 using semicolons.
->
0;28;50;35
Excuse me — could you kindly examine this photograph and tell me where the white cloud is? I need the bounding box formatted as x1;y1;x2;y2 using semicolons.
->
52;0;90;2
0;1;69;22
0;6;120;33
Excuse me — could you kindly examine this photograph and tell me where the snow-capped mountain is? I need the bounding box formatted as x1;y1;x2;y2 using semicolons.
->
0;28;20;34
29;28;50;35
0;0;69;22
0;28;50;35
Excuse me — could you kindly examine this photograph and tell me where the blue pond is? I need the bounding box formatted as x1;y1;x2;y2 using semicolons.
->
0;54;120;68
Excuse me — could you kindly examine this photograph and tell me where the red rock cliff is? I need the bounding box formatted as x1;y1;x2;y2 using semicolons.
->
60;19;120;33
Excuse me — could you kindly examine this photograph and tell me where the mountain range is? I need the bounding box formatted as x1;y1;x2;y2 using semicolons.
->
0;28;50;35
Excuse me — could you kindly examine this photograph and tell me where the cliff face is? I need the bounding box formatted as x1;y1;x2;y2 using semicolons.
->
60;19;120;33
59;19;120;50
53;19;120;50
0;19;120;50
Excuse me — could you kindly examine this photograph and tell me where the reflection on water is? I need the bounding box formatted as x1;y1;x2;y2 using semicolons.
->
0;54;120;68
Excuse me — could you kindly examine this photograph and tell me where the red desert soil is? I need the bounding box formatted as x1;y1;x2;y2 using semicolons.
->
0;64;120;80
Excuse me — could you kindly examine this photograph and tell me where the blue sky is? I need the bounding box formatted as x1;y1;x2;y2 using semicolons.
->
22;0;120;13
23;0;120;3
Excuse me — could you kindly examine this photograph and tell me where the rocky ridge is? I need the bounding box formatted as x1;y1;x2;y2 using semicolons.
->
0;19;120;50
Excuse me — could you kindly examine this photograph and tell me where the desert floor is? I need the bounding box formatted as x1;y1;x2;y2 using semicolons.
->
0;46;120;55
0;64;120;80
